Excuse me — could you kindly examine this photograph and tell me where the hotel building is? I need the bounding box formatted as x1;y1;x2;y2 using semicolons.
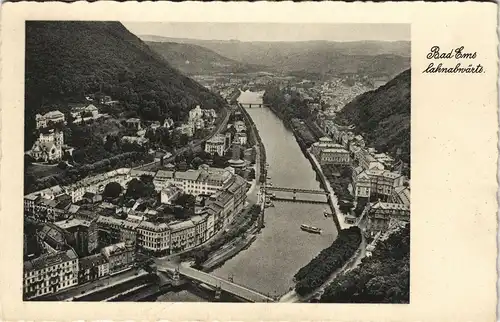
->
311;137;350;166
23;249;79;299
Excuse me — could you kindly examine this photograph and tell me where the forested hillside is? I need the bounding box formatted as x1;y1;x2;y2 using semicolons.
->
336;69;411;163
25;21;225;148
146;41;265;75
140;36;410;78
320;224;410;303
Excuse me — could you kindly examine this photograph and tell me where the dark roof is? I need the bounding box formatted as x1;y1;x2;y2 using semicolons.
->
24;248;78;272
79;253;107;270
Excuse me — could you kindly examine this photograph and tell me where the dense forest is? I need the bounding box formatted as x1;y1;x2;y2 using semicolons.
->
25;21;226;149
146;41;265;75
294;227;362;296
320;224;410;303
335;69;411;164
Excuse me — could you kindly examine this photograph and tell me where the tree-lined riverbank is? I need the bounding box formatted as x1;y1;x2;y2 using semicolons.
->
293;226;362;296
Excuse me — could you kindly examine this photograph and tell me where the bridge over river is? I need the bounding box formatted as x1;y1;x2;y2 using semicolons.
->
262;185;330;204
157;262;275;302
265;186;329;195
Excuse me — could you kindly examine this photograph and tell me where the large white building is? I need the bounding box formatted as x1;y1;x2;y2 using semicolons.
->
310;137;350;166
23;249;79;299
352;167;405;201
35;110;66;129
355;148;385;170
189;105;203;122
366;201;410;235
137;221;171;254
204;134;227;156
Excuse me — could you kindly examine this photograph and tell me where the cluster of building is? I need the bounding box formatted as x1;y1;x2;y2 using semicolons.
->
193;73;275;96
176;105;217;137
310;120;409;237
23;163;250;299
70;104;105;124
204;119;247;157
317;78;372;112
121;117;175;147
29;104;109;162
23;238;135;300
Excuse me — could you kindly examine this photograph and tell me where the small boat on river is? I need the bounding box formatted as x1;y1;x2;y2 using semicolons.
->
300;224;322;234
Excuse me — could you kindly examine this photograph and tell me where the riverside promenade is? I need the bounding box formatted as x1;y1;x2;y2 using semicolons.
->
307;149;353;230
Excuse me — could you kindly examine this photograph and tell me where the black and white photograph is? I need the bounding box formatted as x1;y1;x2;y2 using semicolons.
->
23;21;411;303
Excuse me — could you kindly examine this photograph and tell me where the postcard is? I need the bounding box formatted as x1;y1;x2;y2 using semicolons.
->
0;1;497;321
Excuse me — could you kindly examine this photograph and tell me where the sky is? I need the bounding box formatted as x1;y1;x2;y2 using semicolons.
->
122;22;410;42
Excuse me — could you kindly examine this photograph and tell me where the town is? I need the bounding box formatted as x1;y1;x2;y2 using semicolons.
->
23;21;410;304
23;70;410;302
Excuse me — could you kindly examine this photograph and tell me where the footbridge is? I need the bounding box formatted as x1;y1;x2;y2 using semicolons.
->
157;262;275;302
239;103;268;108
265;186;329;195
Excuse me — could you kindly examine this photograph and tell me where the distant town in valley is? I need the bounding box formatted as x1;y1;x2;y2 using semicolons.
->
23;21;411;303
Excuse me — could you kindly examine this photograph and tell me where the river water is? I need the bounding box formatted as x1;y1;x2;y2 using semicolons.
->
211;106;339;297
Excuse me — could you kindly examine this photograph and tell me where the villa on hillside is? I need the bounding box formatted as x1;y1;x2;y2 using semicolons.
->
35;110;65;129
71;104;101;124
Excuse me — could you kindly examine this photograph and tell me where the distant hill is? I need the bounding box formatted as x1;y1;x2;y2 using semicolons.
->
335;69;411;163
139;35;410;78
25;21;226;148
146;41;267;75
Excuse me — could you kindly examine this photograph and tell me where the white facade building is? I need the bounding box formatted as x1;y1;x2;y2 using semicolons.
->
23;249;79;299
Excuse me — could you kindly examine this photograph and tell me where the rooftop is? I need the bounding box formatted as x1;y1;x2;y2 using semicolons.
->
206;134;226;144
155;170;174;180
54;218;92;230
370;201;410;212
175;170;201;181
170;220;195;231
365;169;402;179
79;253;107;270
102;242;134;258
24;249;78;272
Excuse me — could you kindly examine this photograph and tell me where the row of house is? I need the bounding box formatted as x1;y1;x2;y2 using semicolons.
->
23;240;135;300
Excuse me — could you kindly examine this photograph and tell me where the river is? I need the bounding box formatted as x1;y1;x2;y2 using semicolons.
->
211;104;339;297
